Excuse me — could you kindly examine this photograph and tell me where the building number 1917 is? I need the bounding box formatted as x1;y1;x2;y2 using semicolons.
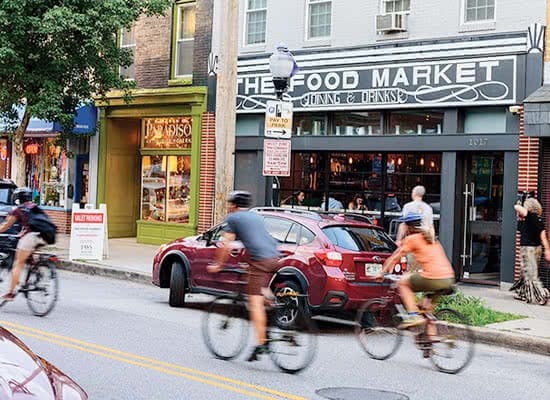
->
469;138;488;146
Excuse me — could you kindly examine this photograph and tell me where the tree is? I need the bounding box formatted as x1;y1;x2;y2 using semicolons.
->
0;0;174;186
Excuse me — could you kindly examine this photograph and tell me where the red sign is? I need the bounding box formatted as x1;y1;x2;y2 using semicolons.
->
262;139;291;177
73;213;104;224
25;143;39;155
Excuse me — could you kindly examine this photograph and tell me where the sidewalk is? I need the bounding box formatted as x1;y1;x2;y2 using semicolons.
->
47;235;550;356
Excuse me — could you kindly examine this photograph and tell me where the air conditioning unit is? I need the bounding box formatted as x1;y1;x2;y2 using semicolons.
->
376;13;408;32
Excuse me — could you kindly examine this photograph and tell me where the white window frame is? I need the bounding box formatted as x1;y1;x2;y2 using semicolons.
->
305;0;332;41
380;0;411;15
461;0;496;25
119;26;136;80
175;2;196;79
244;0;267;47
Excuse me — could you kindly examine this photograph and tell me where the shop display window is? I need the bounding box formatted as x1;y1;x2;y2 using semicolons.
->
141;155;191;224
388;111;443;135
293;113;327;136
334;112;381;136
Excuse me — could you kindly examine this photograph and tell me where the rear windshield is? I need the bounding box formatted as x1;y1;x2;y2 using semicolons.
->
323;226;397;253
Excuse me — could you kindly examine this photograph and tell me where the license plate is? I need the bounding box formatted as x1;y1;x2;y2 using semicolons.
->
365;263;382;276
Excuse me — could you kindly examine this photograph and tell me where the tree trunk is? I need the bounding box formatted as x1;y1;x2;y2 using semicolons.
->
12;108;31;187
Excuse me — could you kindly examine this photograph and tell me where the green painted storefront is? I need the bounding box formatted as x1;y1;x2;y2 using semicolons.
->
96;87;207;244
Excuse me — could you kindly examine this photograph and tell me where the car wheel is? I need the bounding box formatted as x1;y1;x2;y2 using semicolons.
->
169;261;186;308
273;280;305;329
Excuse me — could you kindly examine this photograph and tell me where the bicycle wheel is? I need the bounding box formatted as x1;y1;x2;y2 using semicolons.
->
430;308;475;374
268;306;317;374
202;295;249;360
355;299;402;360
24;262;58;317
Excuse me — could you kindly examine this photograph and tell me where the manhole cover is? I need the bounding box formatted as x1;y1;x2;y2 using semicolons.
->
316;387;409;400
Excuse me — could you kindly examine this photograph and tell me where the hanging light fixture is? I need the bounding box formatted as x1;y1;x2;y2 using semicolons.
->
309;156;314;164
348;156;353;165
420;157;425;166
430;160;435;168
397;157;402;166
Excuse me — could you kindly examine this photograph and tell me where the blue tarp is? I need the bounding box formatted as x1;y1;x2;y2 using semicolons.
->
0;104;97;135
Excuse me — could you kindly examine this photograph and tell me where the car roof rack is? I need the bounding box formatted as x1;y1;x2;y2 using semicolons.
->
316;211;374;224
250;207;323;220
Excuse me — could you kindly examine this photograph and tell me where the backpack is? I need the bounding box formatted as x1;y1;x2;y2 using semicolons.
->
26;206;57;244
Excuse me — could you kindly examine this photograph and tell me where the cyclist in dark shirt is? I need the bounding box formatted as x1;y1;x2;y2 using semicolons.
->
208;191;280;361
0;187;45;301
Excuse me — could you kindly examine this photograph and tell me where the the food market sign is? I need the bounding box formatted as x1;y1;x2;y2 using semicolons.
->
237;56;517;112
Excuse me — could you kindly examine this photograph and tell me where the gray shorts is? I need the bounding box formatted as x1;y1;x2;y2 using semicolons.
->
17;232;45;251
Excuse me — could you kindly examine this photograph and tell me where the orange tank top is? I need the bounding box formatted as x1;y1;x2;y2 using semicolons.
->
401;233;454;279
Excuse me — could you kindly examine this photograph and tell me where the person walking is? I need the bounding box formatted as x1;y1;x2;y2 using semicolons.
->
207;191;282;360
396;185;435;246
510;197;550;305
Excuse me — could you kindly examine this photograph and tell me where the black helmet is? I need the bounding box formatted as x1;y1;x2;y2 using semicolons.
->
398;212;423;227
227;190;252;208
13;187;32;204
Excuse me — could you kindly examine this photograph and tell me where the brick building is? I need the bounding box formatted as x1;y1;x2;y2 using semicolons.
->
91;0;217;244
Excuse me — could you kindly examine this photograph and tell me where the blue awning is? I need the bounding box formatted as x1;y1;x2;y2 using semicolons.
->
0;104;97;136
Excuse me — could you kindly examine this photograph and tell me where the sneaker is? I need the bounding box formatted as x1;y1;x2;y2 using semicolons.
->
246;344;270;362
398;314;426;329
1;292;16;302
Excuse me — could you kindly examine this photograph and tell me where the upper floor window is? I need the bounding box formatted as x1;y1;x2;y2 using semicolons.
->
382;0;410;14
307;0;332;40
464;0;495;23
245;0;267;45
175;2;196;78
119;26;136;80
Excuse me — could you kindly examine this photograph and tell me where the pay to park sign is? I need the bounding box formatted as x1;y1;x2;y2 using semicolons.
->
264;100;293;139
263;139;291;177
69;204;109;261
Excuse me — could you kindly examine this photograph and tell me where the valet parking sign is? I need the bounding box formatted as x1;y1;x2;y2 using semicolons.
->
69;204;109;261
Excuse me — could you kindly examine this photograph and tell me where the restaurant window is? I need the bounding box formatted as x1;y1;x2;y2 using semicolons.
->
334;112;381;136
175;2;196;78
293;113;327;136
307;0;332;39
388;111;443;135
383;0;410;14
245;0;267;45
119;25;136;80
279;152;327;208
462;107;506;133
463;0;495;23
141;118;193;224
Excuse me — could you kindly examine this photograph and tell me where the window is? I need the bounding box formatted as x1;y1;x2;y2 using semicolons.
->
307;0;332;39
464;0;495;23
334;112;381;136
175;2;196;78
299;227;316;245
388;111;444;135
119;26;136;80
264;217;294;243
323;226;396;253
285;223;301;244
293;113;327;136
245;0;267;45
383;0;410;14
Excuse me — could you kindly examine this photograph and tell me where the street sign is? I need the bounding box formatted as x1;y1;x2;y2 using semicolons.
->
69;203;109;261
263;139;291;176
264;100;293;139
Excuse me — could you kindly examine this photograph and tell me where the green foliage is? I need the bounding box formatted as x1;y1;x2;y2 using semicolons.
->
0;0;174;141
433;291;526;327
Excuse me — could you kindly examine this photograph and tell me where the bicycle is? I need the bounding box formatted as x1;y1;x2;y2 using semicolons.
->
202;268;317;374
354;274;474;374
0;235;59;317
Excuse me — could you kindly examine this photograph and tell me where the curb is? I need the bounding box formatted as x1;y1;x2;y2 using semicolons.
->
56;259;550;357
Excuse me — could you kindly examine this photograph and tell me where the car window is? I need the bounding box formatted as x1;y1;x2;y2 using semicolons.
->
264;217;293;243
208;224;226;241
285;223;300;244
299;226;316;245
0;188;11;205
323;226;397;253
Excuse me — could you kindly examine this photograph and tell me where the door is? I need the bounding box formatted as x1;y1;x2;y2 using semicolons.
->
460;153;504;283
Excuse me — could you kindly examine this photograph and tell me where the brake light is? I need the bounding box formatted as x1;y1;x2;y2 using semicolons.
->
372;219;378;226
314;250;343;267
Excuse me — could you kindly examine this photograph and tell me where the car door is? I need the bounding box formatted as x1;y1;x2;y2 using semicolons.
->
192;224;225;288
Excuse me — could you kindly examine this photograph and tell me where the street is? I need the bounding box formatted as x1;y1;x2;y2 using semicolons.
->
0;271;547;400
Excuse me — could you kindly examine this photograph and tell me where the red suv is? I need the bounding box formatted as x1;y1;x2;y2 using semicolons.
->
152;208;406;318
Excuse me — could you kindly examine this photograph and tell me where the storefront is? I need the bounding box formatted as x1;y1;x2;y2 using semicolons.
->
95;87;207;245
0;138;11;179
234;29;543;286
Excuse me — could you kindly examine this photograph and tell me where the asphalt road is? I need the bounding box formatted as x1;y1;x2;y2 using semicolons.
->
0;271;548;400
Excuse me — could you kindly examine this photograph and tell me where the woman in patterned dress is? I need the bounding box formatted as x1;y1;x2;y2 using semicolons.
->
511;197;550;305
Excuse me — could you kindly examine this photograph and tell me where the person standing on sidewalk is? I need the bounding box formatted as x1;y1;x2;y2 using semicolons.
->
207;191;281;361
511;197;550;305
396;186;435;246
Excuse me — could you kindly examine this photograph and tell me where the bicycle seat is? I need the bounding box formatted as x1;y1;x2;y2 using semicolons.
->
425;285;456;298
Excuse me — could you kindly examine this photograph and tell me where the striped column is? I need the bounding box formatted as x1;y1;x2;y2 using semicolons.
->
197;112;216;233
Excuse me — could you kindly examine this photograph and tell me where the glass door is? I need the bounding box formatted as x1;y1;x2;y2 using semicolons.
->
460;153;504;283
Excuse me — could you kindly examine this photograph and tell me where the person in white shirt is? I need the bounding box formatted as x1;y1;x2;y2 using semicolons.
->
396;185;435;245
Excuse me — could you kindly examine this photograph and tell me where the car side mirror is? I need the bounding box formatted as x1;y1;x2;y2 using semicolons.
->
202;231;212;244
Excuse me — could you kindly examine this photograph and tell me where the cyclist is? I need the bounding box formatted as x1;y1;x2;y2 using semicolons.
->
377;212;455;330
207;191;281;361
0;187;45;301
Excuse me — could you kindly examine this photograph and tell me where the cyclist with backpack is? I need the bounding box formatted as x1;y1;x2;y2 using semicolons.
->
0;187;56;301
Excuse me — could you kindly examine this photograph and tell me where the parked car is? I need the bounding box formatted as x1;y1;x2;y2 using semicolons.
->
0;325;88;399
0;179;20;235
152;208;407;320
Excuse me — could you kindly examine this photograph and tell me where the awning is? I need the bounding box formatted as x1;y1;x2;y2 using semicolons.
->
524;85;550;137
0;104;97;137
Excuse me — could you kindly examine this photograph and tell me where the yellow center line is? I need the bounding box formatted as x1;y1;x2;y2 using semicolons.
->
1;321;307;400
